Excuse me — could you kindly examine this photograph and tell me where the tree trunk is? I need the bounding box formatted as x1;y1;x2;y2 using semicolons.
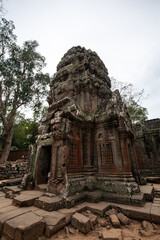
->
0;126;14;163
0;141;2;150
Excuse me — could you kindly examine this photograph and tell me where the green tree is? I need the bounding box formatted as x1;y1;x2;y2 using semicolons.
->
111;77;148;123
12;114;38;149
0;18;50;162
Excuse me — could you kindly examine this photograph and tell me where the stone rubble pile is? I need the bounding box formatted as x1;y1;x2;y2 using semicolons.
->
0;160;27;180
59;207;160;240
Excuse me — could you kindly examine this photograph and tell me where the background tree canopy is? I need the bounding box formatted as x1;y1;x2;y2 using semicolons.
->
0;18;50;162
111;77;148;123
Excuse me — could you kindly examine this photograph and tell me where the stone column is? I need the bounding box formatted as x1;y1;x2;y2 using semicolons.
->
108;125;123;169
119;131;131;173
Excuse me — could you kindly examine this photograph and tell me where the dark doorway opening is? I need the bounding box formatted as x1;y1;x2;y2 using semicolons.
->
37;145;51;184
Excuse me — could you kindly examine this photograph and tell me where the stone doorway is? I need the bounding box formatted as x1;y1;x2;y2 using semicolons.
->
36;145;52;184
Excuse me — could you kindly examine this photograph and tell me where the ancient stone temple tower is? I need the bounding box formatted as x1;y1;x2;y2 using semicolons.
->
34;46;143;205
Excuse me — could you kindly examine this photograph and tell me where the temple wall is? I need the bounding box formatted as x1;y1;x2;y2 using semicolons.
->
33;46;142;202
134;119;160;176
0;149;28;162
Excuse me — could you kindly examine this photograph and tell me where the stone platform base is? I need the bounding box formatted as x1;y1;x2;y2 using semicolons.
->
0;189;160;239
64;190;145;208
50;174;141;198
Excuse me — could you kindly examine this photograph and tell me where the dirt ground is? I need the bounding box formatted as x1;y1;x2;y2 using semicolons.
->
50;218;160;240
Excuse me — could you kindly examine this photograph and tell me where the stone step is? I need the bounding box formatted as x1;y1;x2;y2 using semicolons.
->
0;178;22;188
0;205;17;214
153;198;160;204
154;188;160;198
12;190;44;207
3;185;21;194
150;203;160;223
0;192;5;197
0;199;12;210
131;193;145;207
36;184;47;192
2;211;45;240
140;185;154;201
34;195;64;211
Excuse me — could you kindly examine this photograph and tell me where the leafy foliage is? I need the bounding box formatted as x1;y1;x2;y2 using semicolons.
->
12;114;38;149
0;18;50;161
111;77;148;123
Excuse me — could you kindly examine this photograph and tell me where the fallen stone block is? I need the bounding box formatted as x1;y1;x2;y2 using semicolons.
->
142;220;154;232
58;208;77;224
34;208;67;237
139;229;154;237
109;214;121;228
87;213;97;226
44;212;66;237
98;217;108;227
3;212;45;240
85;201;110;216
117;212;130;225
34;196;64;211
69;226;76;234
83;211;97;226
152;223;159;230
105;208;118;216
102;228;122;240
71;212;91;234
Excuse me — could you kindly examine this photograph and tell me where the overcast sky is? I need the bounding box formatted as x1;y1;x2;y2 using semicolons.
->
4;0;160;119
